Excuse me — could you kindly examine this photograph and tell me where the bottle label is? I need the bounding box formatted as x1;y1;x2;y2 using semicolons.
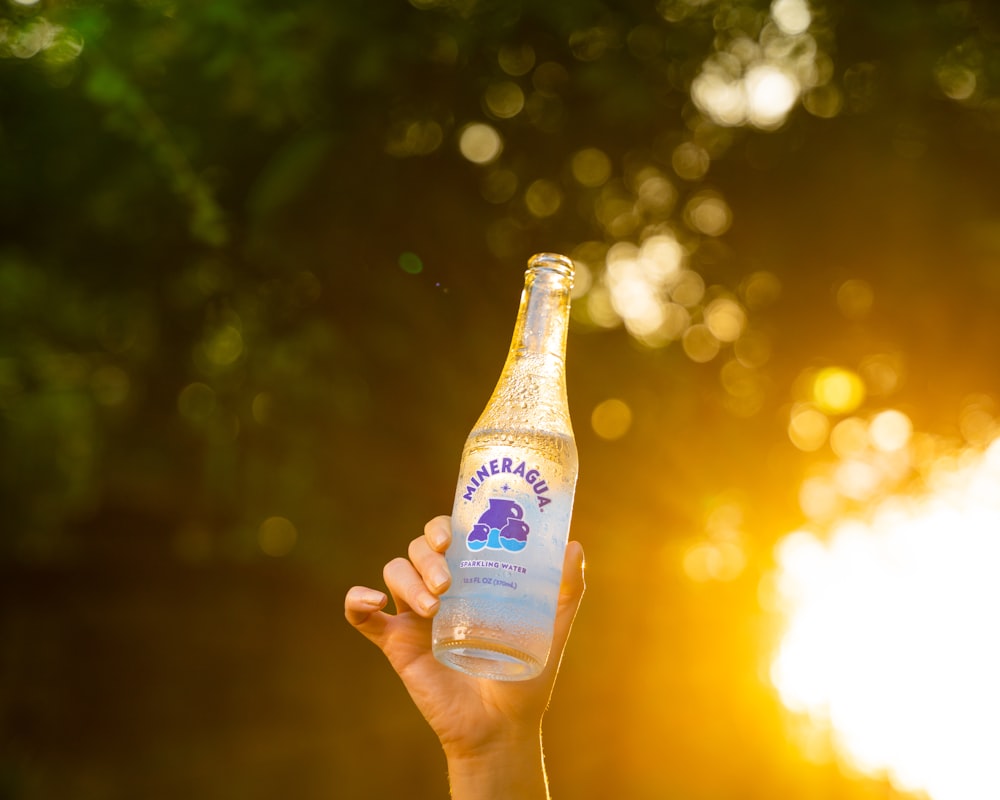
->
448;447;573;601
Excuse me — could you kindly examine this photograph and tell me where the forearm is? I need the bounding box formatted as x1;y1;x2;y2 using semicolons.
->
445;732;549;800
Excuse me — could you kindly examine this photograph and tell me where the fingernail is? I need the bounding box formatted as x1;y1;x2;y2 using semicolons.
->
420;594;439;614
430;567;450;592
362;590;386;607
429;531;447;550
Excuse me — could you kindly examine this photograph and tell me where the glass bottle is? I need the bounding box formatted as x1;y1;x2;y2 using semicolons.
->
432;252;579;681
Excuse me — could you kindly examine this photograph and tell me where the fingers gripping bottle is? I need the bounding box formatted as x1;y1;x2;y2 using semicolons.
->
432;253;579;681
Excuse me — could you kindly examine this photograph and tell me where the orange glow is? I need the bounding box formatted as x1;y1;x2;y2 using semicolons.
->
868;409;912;452
590;398;632;441
829;416;868;459
812;367;865;414
798;408;917;518
683;540;746;582
771;439;1000;799
685;192;732;236
788;404;829;451
682;324;720;362
704;297;747;342
836;279;875;320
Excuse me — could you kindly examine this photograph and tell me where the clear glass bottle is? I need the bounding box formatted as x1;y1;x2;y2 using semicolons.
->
432;253;579;681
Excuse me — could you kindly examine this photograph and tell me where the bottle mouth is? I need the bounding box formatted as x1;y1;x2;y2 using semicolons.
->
527;253;575;280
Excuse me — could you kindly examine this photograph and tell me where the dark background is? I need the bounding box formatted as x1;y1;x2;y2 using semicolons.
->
3;0;1000;797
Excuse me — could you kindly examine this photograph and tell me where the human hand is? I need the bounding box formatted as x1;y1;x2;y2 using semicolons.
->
345;515;585;797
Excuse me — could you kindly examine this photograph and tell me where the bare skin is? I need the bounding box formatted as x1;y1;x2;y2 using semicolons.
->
345;515;585;800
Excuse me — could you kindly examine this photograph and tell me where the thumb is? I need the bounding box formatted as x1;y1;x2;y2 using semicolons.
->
548;540;586;666
344;585;391;647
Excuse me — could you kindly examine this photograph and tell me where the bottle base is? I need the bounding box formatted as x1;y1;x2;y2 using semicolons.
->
434;637;544;681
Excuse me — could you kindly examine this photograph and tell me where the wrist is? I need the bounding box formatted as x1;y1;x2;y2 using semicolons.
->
444;729;548;800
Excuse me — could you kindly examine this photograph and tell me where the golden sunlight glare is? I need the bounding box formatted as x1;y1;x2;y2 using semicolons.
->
745;65;800;129
770;438;1000;800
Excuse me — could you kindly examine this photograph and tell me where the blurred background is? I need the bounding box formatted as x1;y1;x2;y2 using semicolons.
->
3;0;1000;797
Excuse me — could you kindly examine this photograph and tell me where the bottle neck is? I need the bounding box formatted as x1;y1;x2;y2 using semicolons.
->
509;255;574;360
471;254;576;439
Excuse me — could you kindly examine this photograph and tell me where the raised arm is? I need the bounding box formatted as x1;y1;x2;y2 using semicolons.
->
345;515;585;799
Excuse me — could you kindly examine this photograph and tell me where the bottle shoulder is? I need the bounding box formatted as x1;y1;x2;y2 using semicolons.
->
462;427;578;469
476;352;572;426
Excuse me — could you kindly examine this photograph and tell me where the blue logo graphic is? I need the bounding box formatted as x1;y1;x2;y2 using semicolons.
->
466;498;530;552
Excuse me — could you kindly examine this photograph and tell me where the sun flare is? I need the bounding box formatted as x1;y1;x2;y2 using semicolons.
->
770;439;1000;799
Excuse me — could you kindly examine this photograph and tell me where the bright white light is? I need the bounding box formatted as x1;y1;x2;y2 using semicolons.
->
691;71;748;127
602;237;694;347
772;0;812;36
745;64;800;129
638;234;683;281
693;63;801;130
869;409;913;452
771;439;1000;800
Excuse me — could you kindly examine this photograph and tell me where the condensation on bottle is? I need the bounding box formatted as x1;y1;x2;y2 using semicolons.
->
432;253;579;681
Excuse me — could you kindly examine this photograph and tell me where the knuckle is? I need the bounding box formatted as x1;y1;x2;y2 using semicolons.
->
407;536;425;563
382;556;408;582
